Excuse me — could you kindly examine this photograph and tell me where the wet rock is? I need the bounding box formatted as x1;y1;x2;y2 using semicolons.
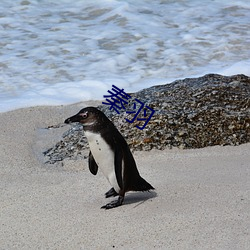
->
43;74;250;164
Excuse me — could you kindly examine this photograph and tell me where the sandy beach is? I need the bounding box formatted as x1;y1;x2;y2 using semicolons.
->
0;102;249;249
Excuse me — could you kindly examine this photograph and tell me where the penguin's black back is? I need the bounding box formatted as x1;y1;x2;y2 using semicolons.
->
99;116;154;192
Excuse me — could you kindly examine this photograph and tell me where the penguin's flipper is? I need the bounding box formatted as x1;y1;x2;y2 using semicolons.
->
114;146;124;190
105;187;118;198
88;151;98;175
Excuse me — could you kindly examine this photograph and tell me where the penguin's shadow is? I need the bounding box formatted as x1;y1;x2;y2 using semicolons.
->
123;191;157;208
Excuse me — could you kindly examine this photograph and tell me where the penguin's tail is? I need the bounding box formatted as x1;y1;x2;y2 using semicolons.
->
132;176;154;192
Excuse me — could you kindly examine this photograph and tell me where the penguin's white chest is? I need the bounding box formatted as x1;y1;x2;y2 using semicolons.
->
85;131;120;192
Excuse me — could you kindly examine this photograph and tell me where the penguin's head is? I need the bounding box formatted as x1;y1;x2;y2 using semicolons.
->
65;107;109;129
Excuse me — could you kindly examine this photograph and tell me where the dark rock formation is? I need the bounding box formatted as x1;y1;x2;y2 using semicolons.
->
44;74;250;163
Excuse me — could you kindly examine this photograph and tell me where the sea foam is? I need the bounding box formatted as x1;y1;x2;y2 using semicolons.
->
0;0;249;112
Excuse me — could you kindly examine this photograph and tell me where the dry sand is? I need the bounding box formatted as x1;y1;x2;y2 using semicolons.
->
0;102;249;249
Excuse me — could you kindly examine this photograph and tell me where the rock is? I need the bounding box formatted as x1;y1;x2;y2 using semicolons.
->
43;74;250;164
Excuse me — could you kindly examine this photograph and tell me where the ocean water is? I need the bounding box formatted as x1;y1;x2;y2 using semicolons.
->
0;0;250;112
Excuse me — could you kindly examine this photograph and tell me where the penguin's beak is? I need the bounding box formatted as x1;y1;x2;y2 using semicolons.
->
64;114;81;124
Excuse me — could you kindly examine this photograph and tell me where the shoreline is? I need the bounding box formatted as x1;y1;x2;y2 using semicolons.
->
0;102;249;249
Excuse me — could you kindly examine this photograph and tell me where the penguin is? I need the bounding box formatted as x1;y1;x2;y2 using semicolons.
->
65;107;154;209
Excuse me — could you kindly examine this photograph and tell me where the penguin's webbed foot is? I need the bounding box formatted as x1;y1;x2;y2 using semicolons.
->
101;196;124;209
105;187;118;198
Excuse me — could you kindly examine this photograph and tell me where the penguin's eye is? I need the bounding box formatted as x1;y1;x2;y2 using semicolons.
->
79;112;88;119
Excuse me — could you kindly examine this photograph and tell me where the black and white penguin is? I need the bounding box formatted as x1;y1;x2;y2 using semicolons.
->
65;107;154;209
